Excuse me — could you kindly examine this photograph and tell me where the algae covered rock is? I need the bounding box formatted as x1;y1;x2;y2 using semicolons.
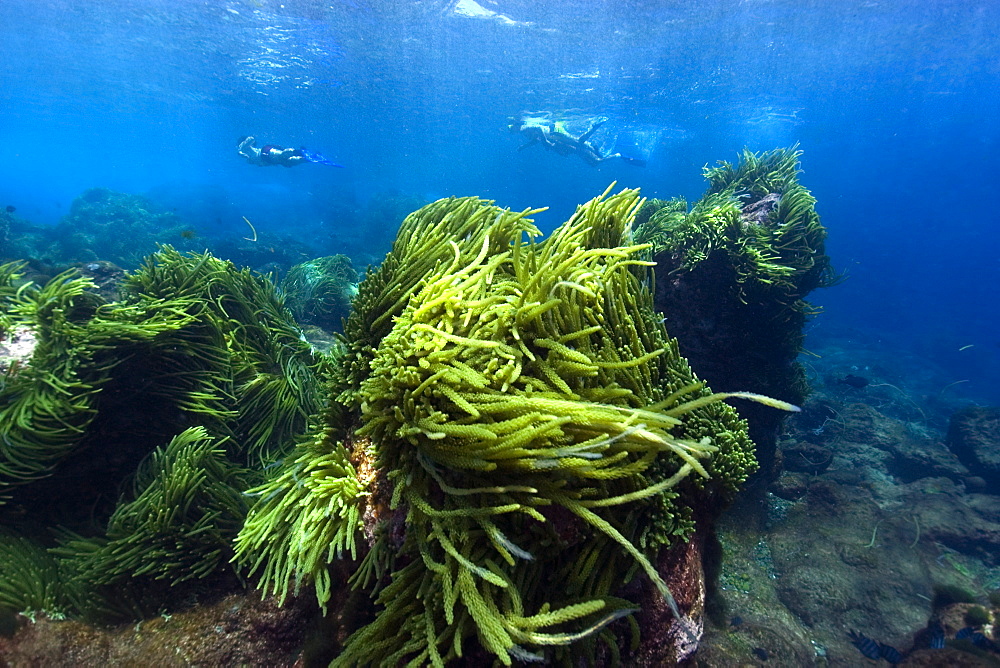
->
1;180;801;663
635;146;834;479
0;248;325;622
281;254;358;331
0;208;11;258
236;188;794;665
46;188;200;268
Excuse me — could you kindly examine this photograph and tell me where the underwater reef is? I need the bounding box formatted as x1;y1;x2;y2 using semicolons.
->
634;145;834;481
2;148;997;667
44;188;205;269
0;209;10;259
697;335;1000;666
0;154;841;665
1;187;332;286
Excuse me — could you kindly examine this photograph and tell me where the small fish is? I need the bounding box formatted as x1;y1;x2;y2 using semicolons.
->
752;646;769;661
4;205;14;213
879;642;903;664
955;627;995;649
730;615;744;628
848;631;881;660
838;374;869;389
928;623;945;649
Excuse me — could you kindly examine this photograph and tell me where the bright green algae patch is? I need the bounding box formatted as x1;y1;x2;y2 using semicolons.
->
237;188;766;665
0;248;325;621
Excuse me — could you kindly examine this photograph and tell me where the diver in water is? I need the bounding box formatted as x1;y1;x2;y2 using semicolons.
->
238;136;306;167
238;136;343;168
510;116;622;166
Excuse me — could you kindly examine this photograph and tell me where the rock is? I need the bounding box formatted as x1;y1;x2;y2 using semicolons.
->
77;260;126;302
884;433;968;484
964;476;988;493
0;326;38;376
740;192;781;227
946;406;1000;489
902;647;997;666
770;471;809;501
695;619;817;666
838;402;899;449
904;484;1000;566
0;591;316;666
781;442;833;474
630;525;708;665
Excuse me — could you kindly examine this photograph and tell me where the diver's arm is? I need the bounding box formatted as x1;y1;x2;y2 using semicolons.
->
518;126;549;150
238;136;263;164
578;120;606;144
238;136;256;157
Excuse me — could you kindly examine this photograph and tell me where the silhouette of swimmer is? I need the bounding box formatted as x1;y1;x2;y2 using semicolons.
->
238;136;343;168
510;116;621;166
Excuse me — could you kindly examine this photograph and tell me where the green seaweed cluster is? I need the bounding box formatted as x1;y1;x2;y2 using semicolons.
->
237;189;777;665
0;530;67;619
633;146;834;425
0;260;24;335
0;247;324;621
281;254;358;331
55;427;253;621
122;246;327;461
236;426;365;612
635;145;833;308
1;175;801;662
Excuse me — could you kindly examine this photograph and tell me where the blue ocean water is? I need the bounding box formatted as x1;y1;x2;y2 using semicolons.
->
1;0;998;404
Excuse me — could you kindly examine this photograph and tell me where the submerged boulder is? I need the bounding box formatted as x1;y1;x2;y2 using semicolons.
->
635;146;834;482
946;406;1000;489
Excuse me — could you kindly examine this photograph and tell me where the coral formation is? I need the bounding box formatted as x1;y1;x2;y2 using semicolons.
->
237;189;790;665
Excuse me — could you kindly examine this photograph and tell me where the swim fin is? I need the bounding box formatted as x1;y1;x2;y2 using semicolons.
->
620;155;647;167
301;148;344;167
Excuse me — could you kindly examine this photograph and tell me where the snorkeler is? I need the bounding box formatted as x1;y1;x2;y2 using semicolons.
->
238;136;343;168
510;116;622;166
